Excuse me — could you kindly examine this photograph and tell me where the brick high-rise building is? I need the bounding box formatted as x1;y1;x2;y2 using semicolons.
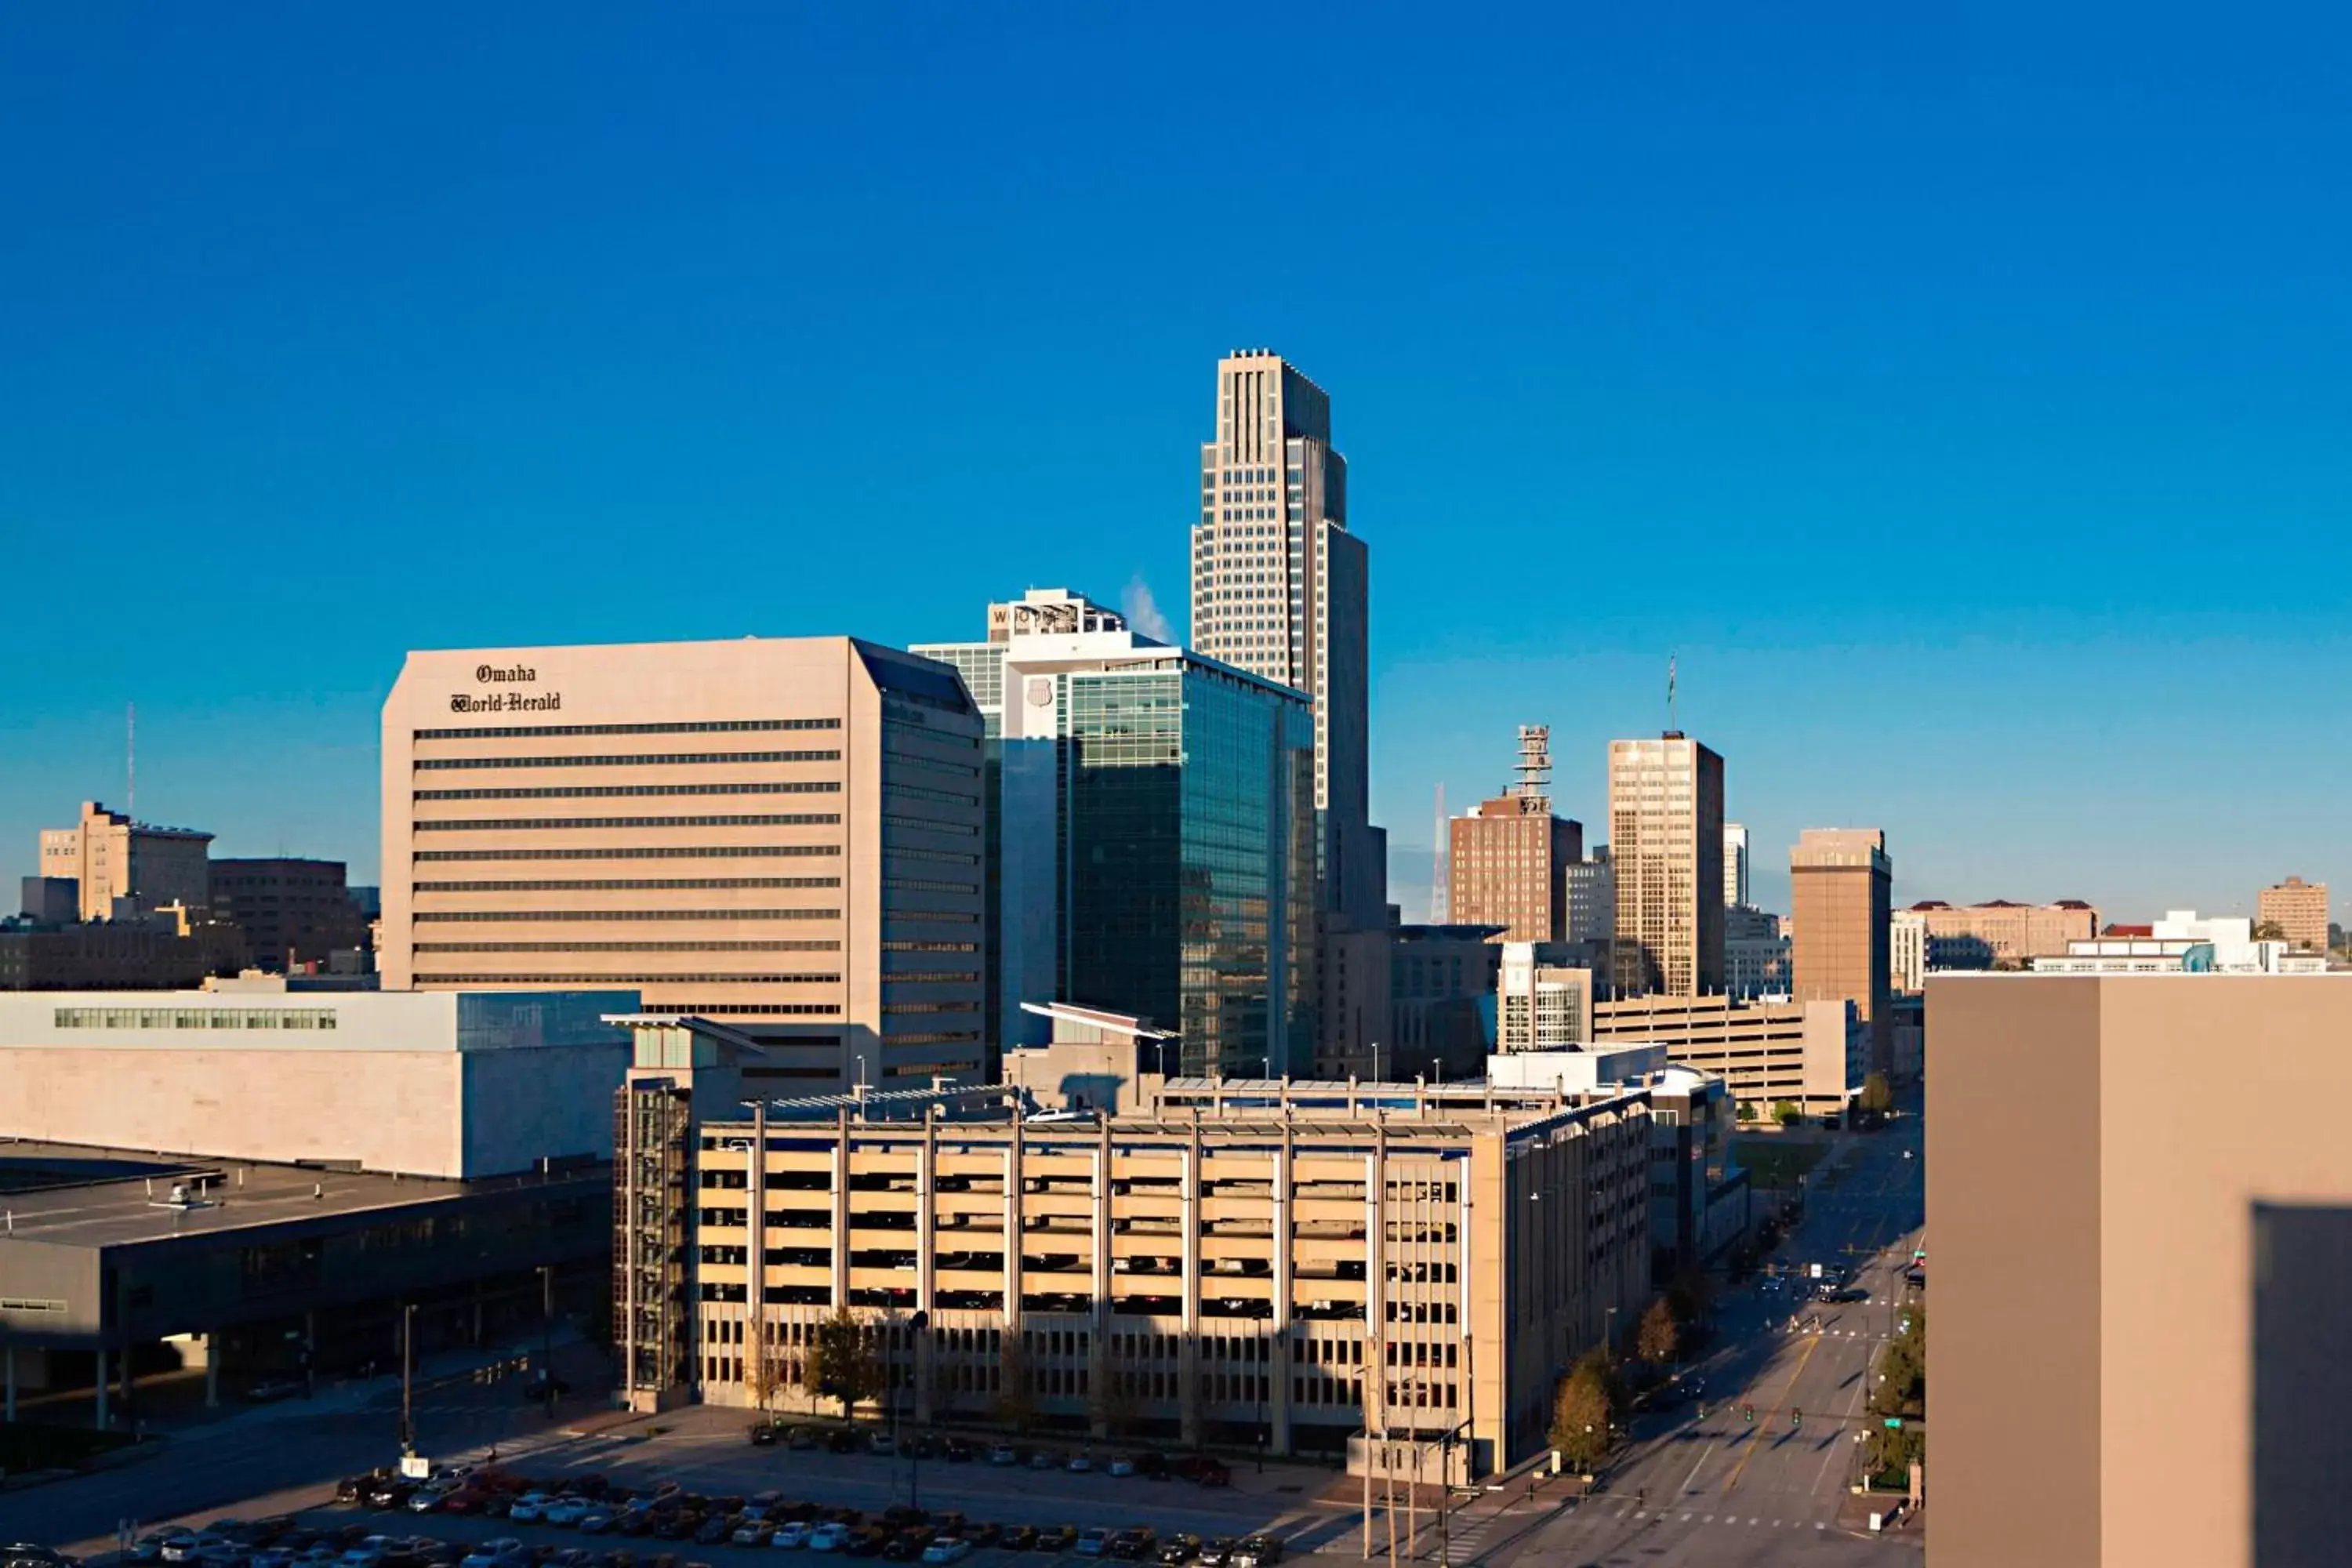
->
209;858;368;971
1608;734;1725;999
1790;828;1893;1073
1447;726;1583;944
2257;875;2328;954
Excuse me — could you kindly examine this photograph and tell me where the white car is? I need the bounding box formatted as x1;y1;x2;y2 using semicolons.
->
731;1525;771;1548
920;1542;971;1565
508;1495;557;1524
543;1501;593;1528
987;1445;1018;1466
161;1539;210;1565
808;1525;850;1554
771;1524;810;1551
151;1537;200;1565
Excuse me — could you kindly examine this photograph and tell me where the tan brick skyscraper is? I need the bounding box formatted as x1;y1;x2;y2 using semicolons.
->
1607;733;1725;998
2257;875;2328;953
1790;828;1892;1074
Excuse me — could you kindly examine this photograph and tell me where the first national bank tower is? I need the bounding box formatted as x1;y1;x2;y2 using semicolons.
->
380;637;989;1089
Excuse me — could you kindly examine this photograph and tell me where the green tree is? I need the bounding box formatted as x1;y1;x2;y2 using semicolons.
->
808;1306;883;1419
1548;1352;1621;1473
2253;920;2287;943
1773;1101;1803;1127
1736;1100;1760;1123
1635;1298;1679;1366
1858;1073;1894;1117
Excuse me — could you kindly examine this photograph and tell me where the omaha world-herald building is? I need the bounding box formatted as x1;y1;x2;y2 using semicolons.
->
381;638;987;1091
609;1009;1653;1477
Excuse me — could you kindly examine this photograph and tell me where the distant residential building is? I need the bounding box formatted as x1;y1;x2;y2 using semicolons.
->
1723;904;1791;1000
1565;848;1615;947
1890;907;1927;992
38;800;212;923
19;876;78;924
1496;942;1595;1051
1447;727;1583;944
1904;898;2100;970
379;636;989;1092
1791;829;1893;1073
2031;910;2328;975
1388;923;1504;1079
1722;822;1748;910
2258;876;2328;954
209;858;368;971
917;598;1318;1078
1592;993;1861;1116
1608;734;1726;999
1929;972;2352;1568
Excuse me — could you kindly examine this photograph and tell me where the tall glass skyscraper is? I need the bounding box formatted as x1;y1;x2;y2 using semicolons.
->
915;590;1318;1077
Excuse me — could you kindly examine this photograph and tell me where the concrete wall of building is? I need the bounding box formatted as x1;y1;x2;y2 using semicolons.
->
1930;974;2352;1568
0;1239;103;1338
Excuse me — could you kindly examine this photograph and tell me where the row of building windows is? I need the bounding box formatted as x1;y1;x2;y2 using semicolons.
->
880;1000;976;1014
880;1029;983;1046
887;845;980;866
416;844;840;862
882;750;981;781
413;975;840;989
880;877;979;895
882;815;978;839
53;1006;338;1031
884;907;977;923
414;941;842;953
414;908;840;923
414;877;841;893
881;970;980;983
415;719;840;741
416;782;843;802
881;782;981;808
417;750;840;771
881;941;978;953
417;814;842;833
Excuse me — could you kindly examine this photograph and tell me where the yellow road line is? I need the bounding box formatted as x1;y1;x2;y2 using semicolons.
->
1723;1330;1822;1494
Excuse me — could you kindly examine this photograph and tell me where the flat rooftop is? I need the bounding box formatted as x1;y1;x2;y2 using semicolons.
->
0;1139;603;1252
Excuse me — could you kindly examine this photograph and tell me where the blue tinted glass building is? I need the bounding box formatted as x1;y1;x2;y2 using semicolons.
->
916;592;1317;1076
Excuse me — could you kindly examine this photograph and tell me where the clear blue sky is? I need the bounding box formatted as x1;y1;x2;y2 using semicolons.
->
5;2;2350;924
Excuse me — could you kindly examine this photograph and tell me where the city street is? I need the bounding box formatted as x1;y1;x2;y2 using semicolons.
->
1473;1114;1926;1566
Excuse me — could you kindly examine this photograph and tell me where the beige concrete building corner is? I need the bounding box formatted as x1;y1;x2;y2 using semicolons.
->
1928;972;2352;1568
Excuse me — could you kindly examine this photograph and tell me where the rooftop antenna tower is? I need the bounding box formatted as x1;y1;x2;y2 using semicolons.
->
1430;782;1448;924
1512;724;1552;812
1667;653;1678;735
127;702;136;818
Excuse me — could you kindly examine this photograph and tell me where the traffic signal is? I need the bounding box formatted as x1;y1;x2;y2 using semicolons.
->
1791;1409;1802;1429
1742;1404;1754;1424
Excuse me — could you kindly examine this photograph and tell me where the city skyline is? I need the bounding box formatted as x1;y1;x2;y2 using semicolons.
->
8;6;2352;924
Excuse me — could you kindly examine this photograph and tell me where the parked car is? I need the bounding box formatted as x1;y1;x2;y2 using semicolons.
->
508;1497;557;1526
1230;1540;1282;1568
1028;1451;1060;1472
964;1526;1000;1549
1065;1455;1093;1475
338;1539;391;1568
869;1433;896;1457
769;1526;808;1552
730;1527;772;1550
999;1528;1037;1553
942;1439;974;1463
368;1483;418;1511
806;1526;848;1555
1105;1457;1135;1479
786;1428;819;1452
546;1502;596;1529
843;1531;887;1560
918;1544;969;1566
690;1520;731;1548
826;1431;859;1456
1197;1540;1236;1568
750;1422;779;1447
1035;1530;1076;1555
458;1541;525;1568
1157;1537;1200;1566
988;1445;1020;1466
1073;1532;1111;1559
577;1516;615;1537
1106;1530;1155;1562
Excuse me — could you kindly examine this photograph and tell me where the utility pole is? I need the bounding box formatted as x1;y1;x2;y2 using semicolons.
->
399;1302;416;1455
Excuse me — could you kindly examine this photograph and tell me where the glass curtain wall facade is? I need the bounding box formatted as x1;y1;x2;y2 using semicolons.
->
1059;662;1316;1078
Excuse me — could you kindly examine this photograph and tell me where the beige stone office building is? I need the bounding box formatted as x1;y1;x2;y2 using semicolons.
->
1607;733;1725;998
1592;993;1859;1114
1790;829;1892;1073
1904;898;2097;969
380;637;987;1089
38;801;212;924
2257;874;2328;953
1929;973;2352;1568
613;1014;1653;1475
1448;727;1583;944
1495;943;1595;1051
